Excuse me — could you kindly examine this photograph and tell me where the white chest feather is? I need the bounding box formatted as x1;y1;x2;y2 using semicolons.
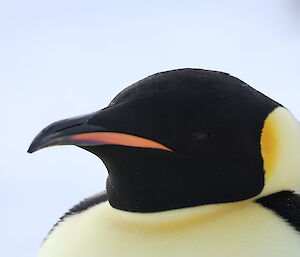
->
39;202;300;257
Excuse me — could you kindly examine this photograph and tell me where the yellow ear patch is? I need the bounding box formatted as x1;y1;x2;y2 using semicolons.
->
260;111;280;179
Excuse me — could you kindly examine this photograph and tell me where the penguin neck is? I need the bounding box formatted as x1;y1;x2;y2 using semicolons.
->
105;199;253;229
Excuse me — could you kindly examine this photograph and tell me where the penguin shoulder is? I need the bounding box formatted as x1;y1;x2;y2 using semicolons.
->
45;191;108;239
257;190;300;232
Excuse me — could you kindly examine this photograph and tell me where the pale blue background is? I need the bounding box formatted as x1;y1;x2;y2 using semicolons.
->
1;1;300;256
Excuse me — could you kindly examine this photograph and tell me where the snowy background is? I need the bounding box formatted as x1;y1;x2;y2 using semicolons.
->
1;1;300;256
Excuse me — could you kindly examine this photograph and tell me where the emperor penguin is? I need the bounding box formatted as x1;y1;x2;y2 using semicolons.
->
28;69;300;257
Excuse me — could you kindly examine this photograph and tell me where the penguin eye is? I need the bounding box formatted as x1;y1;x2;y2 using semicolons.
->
192;131;216;141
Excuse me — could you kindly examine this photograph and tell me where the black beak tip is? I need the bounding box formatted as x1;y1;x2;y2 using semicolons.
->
26;112;102;154
27;131;49;154
27;140;40;153
27;145;35;154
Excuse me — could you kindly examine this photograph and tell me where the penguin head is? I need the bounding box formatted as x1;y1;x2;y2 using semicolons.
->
28;69;300;212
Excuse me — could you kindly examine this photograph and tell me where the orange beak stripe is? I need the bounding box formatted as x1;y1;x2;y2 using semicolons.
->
69;132;173;152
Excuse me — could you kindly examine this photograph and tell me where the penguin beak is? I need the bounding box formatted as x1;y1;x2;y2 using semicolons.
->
27;111;172;153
